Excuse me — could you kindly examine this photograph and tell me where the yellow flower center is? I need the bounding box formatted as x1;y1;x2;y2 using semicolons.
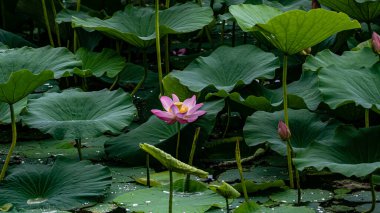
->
174;102;189;113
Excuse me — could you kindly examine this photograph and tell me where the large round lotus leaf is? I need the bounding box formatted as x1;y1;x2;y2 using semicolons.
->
270;189;333;203
74;48;126;78
113;187;224;213
0;46;81;79
22;89;137;140
318;63;380;110
0;157;112;210
140;143;208;177
319;0;380;22
170;45;279;92
294;125;380;177
243;109;340;155
229;6;360;55
0;97;27;124
303;48;378;72
105;99;224;163
72;3;213;48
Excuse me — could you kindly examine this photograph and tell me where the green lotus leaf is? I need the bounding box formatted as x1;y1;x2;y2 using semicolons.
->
22;89;137;140
0;28;36;48
243;109;340;155
55;9;93;24
319;0;380;22
294;125;380;177
0;157;112;210
72;3;213;48
170;45;279;93
0;97;27;124
303;47;378;71
113;186;224;213
73;48;126;78
230;6;360;55
140;143;208;178
318;63;380;110
209;181;241;199
270;189;333;203
0;70;54;104
104;99;224;163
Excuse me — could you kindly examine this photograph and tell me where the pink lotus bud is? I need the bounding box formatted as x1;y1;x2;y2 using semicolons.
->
278;120;291;141
372;32;380;54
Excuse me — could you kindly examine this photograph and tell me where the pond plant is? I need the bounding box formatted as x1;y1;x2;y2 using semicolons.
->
1;0;380;212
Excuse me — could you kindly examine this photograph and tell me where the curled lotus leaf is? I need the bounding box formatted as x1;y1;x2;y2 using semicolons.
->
209;181;240;199
139;143;208;178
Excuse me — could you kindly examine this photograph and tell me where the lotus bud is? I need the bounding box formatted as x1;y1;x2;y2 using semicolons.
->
312;0;321;9
300;47;312;56
372;32;380;55
278;120;291;141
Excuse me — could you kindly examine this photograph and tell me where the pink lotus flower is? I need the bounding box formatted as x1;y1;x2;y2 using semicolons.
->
151;94;206;124
372;32;380;54
278;120;291;141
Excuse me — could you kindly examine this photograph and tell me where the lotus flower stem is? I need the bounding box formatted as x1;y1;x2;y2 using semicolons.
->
282;54;295;188
50;0;61;46
365;109;370;128
295;169;301;204
185;127;201;192
164;36;170;74
41;0;55;47
365;174;376;213
146;154;151;188
0;104;17;181
75;138;83;161
236;139;249;202
169;169;173;213
222;100;231;140
131;49;148;96
225;197;230;213
155;0;164;96
175;122;181;159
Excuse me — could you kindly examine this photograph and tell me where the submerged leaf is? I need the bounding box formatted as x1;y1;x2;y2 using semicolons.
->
140;143;208;178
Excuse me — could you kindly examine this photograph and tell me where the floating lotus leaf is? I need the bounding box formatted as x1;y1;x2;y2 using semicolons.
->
72;3;213;48
22;89;136;140
170;45;278;92
318;63;380;110
74;48;126;78
230;5;360;55
319;0;380;22
140;143;208;178
0;157;112;210
113;186;223;213
104;99;224;163
243;109;340;155
294;125;380;177
209;181;241;199
0;97;27;124
270;189;333;203
303;48;378;71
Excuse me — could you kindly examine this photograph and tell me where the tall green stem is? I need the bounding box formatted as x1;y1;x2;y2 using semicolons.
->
236;139;249;202
75;138;83;161
0;104;17;181
283;54;294;188
295;169;301;204
169;169;173;213
365;174;376;213
42;0;55;47
225;197;230;213
175;122;181;159
164;35;170;74
155;0;164;96
73;0;81;51
131;50;148;96
50;0;61;46
365;109;370;128
185;127;200;192
222;100;230;140
146;154;151;188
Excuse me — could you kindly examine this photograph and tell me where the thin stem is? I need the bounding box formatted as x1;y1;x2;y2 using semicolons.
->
365;108;370;128
75;138;83;161
222;100;230;140
164;35;170;74
76;0;81;11
131;50;148;96
365;174;376;213
236;139;249;202
169;170;173;213
286;140;295;188
185;127;201;192
231;21;236;47
175;122;181;159
109;75;119;90
155;0;164;96
225;197;230;213
146;154;151;188
42;0;55;47
295;169;301;204
73;0;81;51
0;104;17;181
50;0;61;46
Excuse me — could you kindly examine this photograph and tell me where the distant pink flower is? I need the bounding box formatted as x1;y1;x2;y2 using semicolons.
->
151;94;206;124
172;48;187;56
278;120;291;141
372;32;380;54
